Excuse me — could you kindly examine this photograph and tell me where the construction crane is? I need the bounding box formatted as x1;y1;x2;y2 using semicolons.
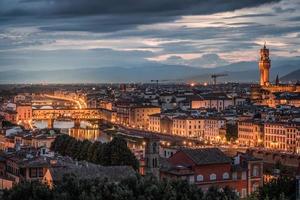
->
211;73;228;85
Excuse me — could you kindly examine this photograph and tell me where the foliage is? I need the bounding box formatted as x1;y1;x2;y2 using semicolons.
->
246;175;296;200
204;186;239;200
226;123;238;141
1;181;53;200
1;175;241;200
2;120;19;128
51;134;139;170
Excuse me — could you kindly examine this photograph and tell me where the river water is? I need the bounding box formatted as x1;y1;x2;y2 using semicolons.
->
33;120;110;142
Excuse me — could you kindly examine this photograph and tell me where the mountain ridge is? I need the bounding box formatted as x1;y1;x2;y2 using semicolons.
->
0;59;299;83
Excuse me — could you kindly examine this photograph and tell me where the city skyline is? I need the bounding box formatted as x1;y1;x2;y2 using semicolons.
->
1;1;300;199
0;0;300;79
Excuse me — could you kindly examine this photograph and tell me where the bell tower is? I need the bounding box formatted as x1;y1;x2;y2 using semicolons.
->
259;42;271;86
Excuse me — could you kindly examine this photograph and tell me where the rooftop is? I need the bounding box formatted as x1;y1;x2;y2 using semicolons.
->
180;148;232;165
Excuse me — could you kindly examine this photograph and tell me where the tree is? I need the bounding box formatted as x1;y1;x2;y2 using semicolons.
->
65;138;80;158
3;174;241;200
87;142;99;162
205;186;239;200
77;140;92;160
256;175;296;200
51;135;139;170
1;181;52;200
226;123;238;141
108;136;139;170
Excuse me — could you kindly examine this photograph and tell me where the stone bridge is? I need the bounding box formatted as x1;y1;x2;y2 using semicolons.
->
32;108;101;128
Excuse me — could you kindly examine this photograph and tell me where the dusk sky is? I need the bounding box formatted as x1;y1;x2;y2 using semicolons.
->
1;0;300;71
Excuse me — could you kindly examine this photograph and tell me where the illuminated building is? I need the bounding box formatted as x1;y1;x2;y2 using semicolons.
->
160;148;263;198
259;42;271;86
129;105;161;129
99;100;113;110
251;44;300;107
16;104;32;122
203;118;226;142
100;108;116;123
238;120;264;147
171;116;205;138
264;122;299;152
149;113;161;132
191;93;234;112
170;116;225;141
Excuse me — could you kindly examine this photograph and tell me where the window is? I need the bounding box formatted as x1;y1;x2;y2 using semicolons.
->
242;172;247;180
196;175;204;182
189;176;195;183
252;183;259;192
222;172;229;180
253;166;259;177
232;172;237;180
152;158;157;168
30;168;37;178
38;168;44;177
241;188;247;198
152;142;157;153
210;173;216;181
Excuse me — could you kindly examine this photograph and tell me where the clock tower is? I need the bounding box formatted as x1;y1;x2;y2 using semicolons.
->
259;42;271;86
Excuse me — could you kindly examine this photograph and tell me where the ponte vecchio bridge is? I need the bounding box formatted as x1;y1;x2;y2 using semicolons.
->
32;108;102;128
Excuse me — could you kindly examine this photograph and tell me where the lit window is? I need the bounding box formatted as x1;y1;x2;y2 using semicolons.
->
253;166;259;177
241;188;247;198
252;183;259;192
210;173;216;181
196;175;204;182
242;172;247;180
232;172;237;180
189;176;195;183
222;172;229;180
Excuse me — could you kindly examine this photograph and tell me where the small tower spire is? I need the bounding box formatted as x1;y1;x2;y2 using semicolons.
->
275;74;279;85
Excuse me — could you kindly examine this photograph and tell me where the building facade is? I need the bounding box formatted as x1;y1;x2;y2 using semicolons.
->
238;120;264;147
264;122;299;152
129;105;161;129
160;148;263;198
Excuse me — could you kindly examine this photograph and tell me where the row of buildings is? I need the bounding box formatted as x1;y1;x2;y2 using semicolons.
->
238;120;300;153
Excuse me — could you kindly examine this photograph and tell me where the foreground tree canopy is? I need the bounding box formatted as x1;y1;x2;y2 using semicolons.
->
246;175;296;200
1;175;240;200
51;134;139;170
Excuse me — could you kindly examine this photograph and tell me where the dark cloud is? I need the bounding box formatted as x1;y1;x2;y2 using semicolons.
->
1;0;279;17
0;0;299;75
272;6;296;13
287;16;300;22
39;15;179;33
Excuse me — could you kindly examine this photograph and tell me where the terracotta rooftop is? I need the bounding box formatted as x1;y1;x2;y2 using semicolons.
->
180;148;232;165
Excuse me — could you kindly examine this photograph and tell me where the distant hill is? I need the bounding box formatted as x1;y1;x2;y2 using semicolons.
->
280;69;300;82
0;58;299;83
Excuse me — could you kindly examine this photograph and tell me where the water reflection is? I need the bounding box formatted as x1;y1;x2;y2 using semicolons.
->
69;128;110;143
33;120;110;142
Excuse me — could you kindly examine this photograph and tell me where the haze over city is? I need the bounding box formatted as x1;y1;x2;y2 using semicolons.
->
0;0;300;83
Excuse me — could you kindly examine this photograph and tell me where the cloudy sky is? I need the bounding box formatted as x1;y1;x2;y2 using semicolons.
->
0;0;300;71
